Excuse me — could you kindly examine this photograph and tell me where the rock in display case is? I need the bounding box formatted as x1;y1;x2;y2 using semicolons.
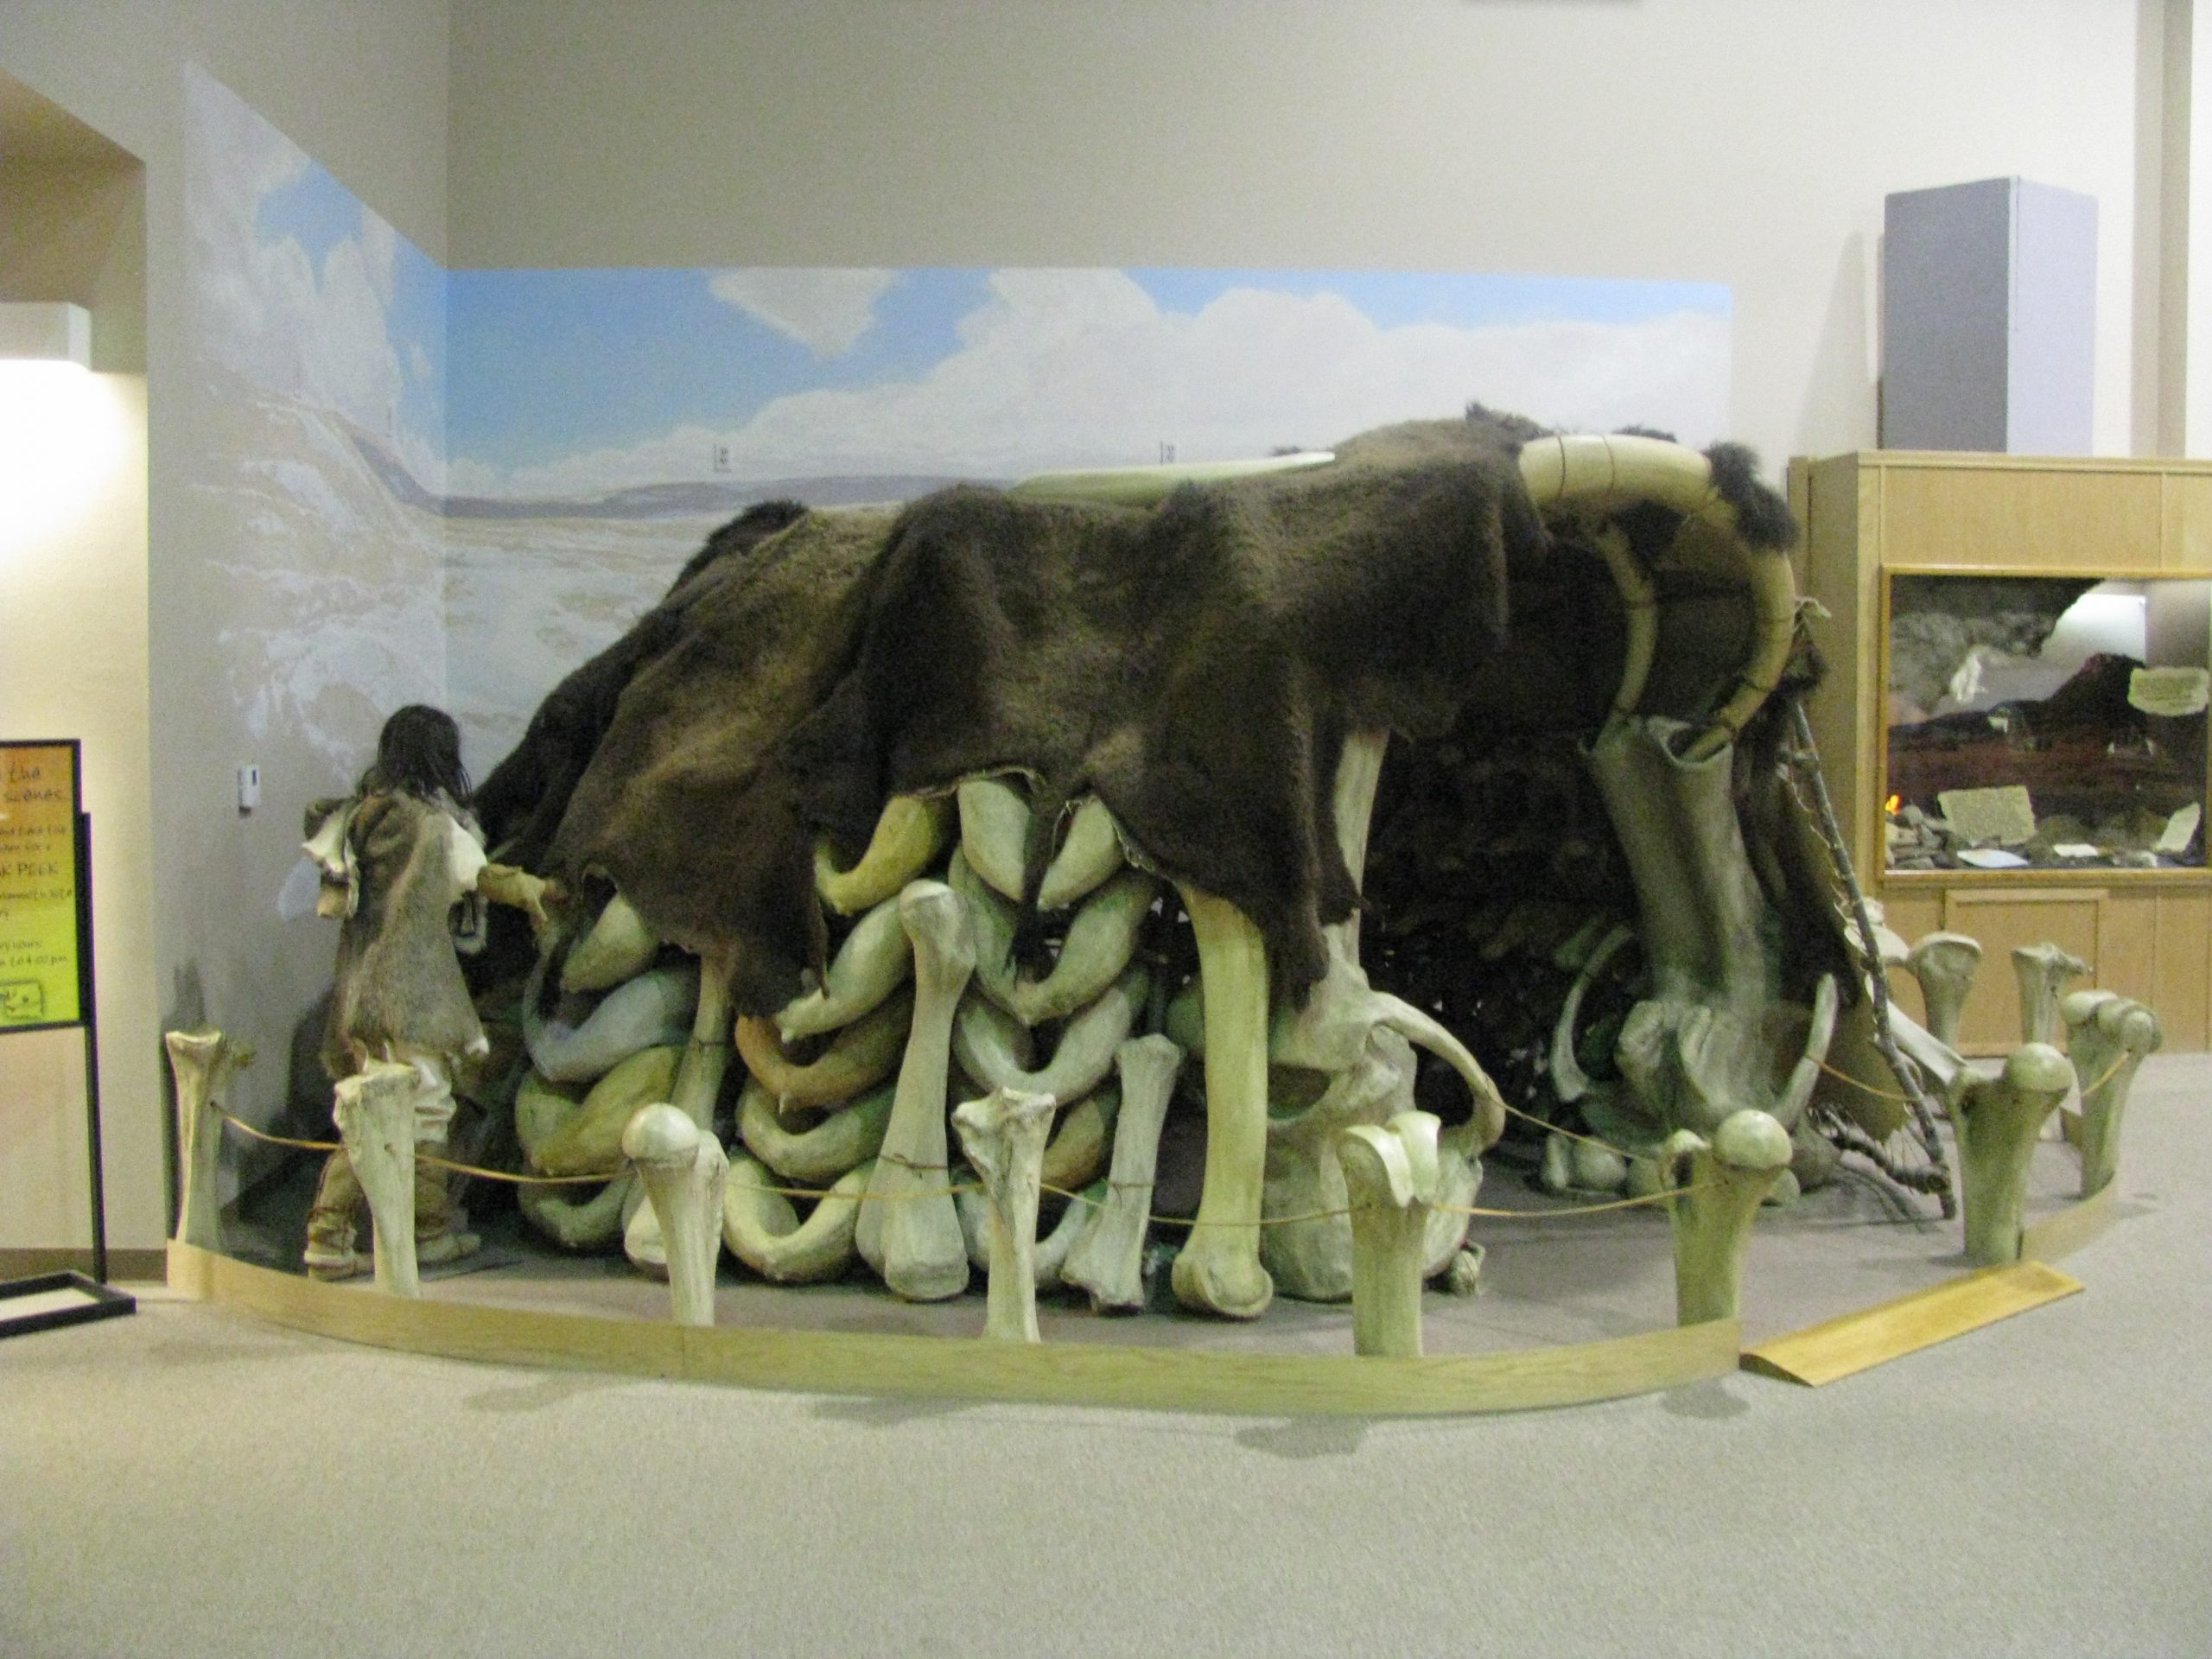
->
1884;572;2211;872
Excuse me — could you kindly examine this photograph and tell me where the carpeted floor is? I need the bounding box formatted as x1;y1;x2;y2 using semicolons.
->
3;1058;2209;1659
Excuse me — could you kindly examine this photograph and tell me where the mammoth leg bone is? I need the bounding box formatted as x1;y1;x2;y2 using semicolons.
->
2062;990;2161;1198
166;1028;253;1251
621;1103;728;1327
951;1086;1058;1342
855;881;974;1301
331;1058;444;1297
1663;1109;1793;1325
1063;1035;1183;1313
1905;932;1982;1053
2012;944;2089;1047
1337;1111;1446;1358
816;793;955;917
626;950;737;1272
1169;885;1274;1319
1948;1043;2075;1266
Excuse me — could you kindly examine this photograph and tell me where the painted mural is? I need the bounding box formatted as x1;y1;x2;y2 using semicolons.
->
188;70;1734;782
185;67;448;777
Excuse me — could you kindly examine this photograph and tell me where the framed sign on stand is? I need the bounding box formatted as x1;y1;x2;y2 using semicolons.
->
0;739;135;1338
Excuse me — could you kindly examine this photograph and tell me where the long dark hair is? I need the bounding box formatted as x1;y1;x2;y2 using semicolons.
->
357;703;473;808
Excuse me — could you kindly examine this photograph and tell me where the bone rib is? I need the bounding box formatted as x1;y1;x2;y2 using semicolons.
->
815;794;954;916
722;1154;870;1282
952;1087;1059;1341
774;893;912;1040
1037;797;1128;910
1905;931;1982;1052
2012;944;2088;1047
562;892;659;994
1064;1035;1182;1313
165;1028;252;1252
1662;1107;1794;1325
1948;1041;2075;1266
1168;885;1273;1319
855;880;974;1301
736;987;915;1111
331;1059;437;1296
952;968;1147;1104
737;1077;893;1184
622;1104;728;1326
1338;1111;1446;1357
2061;989;2161;1198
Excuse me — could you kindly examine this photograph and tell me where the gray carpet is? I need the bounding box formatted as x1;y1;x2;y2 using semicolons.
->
4;1058;2209;1659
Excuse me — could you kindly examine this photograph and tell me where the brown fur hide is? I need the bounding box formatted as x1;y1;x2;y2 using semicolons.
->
319;792;486;1076
537;414;1544;1014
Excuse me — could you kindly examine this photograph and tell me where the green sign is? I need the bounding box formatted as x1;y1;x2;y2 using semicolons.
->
0;741;86;1032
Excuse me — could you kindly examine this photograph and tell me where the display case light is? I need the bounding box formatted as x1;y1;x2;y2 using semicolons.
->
0;302;91;368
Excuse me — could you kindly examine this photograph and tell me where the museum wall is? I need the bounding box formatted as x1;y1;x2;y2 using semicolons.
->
0;2;450;1255
448;0;2157;469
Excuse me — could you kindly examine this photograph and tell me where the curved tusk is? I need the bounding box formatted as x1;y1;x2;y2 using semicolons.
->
1590;523;1660;722
999;866;1158;1027
815;794;954;916
735;988;915;1111
1371;992;1508;1153
952;967;1148;1104
1549;922;1637;1104
1040;1081;1121;1193
1773;972;1841;1125
1519;432;1795;761
518;1168;637;1250
561;891;660;994
524;959;698;1084
721;1153;870;1283
774;893;914;1040
737;1077;893;1185
531;1044;683;1177
1037;796;1128;910
956;777;1032;899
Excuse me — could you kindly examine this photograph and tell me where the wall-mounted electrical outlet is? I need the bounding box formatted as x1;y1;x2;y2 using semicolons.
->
238;764;261;813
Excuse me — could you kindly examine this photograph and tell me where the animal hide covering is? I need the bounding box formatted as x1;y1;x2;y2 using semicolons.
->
495;413;1553;1014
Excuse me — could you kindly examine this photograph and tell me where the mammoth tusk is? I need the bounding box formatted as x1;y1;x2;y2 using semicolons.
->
855;880;975;1301
1589;523;1660;721
531;1045;683;1178
737;1077;893;1185
1550;922;1637;1105
524;960;698;1085
954;852;1156;1027
736;987;915;1112
952;967;1149;1105
721;1153;871;1283
774;893;913;1041
1040;1082;1119;1192
815;794;955;916
1518;432;1796;762
1662;1108;1795;1324
956;777;1032;899
1037;796;1128;910
561;891;660;994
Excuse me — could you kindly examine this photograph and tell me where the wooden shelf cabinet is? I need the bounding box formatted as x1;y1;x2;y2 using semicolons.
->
1789;450;2212;1052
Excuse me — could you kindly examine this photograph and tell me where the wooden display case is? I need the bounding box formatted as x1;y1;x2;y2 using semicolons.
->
1790;450;2212;1053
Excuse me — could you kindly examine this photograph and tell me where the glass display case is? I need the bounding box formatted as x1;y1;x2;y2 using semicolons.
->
1884;572;2211;873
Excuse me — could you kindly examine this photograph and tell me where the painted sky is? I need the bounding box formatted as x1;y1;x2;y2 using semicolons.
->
448;266;1732;499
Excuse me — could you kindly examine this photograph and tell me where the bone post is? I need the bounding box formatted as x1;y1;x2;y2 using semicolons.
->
1663;1108;1793;1325
951;1086;1058;1342
1337;1111;1446;1357
621;1103;728;1326
2061;990;2161;1198
165;1028;251;1252
331;1058;436;1296
1905;931;1983;1052
1948;1042;2075;1266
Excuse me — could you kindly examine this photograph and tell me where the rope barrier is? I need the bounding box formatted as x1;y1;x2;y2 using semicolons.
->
219;1111;626;1187
1818;1052;2130;1106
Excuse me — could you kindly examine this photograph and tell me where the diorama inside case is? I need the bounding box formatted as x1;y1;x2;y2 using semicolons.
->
1885;573;2212;872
